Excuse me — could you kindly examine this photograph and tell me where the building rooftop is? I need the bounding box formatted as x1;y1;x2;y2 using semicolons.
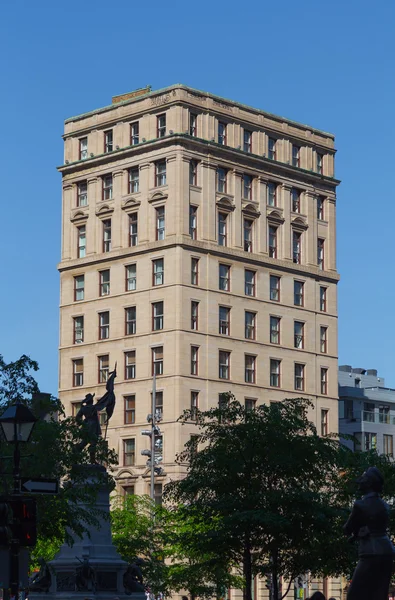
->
64;83;335;139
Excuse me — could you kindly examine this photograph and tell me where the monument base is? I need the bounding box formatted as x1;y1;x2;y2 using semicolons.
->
30;465;144;600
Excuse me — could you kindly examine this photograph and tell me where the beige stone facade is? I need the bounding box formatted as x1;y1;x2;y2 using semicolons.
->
58;84;340;596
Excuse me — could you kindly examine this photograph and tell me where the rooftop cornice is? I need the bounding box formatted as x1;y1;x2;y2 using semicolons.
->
58;133;341;188
64;84;335;140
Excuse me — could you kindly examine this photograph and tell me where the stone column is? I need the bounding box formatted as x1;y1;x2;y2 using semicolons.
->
233;169;243;249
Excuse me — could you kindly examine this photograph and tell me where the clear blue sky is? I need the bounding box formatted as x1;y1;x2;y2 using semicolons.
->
0;0;394;394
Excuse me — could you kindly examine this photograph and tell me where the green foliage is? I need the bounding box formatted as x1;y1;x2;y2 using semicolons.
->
164;395;362;600
0;354;118;552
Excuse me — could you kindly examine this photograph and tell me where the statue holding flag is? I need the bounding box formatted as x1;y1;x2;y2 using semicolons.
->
76;366;117;463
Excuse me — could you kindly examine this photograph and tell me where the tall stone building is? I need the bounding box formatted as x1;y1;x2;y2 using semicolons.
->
58;84;340;512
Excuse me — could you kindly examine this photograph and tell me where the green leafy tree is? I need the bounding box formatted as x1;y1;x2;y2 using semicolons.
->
165;394;354;600
0;354;118;561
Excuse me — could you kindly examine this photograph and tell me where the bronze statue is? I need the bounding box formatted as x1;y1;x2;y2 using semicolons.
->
124;559;145;594
75;557;96;592
76;368;116;462
29;557;51;593
344;466;395;600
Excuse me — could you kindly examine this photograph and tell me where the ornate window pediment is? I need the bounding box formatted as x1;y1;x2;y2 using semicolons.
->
70;210;88;223
216;197;235;212
267;209;285;225
95;204;114;217
122;197;141;214
148;190;168;204
291;216;308;231
242;202;260;219
116;468;138;479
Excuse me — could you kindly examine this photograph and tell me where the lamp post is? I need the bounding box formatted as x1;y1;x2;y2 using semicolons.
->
0;400;37;600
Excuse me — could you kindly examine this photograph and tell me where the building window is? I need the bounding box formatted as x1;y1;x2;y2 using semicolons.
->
152;346;164;376
130;122;139;145
245;269;256;296
219;306;230;335
129;213;138;246
189;161;197;186
77;225;86;258
364;432;377;451
245;398;256;411
217;168;227;193
125;351;136;380
154;483;163;506
157;114;166;137
320;287;327;312
191;346;199;375
317;196;325;220
190;113;197;137
74;275;85;301
243;218;253;252
190;206;197;239
128;167;139;194
191;257;199;285
268;137;276;160
191;301;199;330
190;391;199;420
294;363;305;391
384;434;393;456
292;231;301;264
320;326;328;353
294;281;304;306
152;301;164;331
154;391;163;419
98;355;109;383
124;395;136;424
153;258;164;286
243;129;252;153
126;264;136;291
102;174;113;200
270;275;280;301
124;439;135;466
77;181;88;207
155;206;165;240
104;129;113;153
218;122;227;145
270;359;281;387
73;359;84;387
316;152;323;174
270;317;280;345
79;137;88;160
219;351;230;380
268;226;277;258
218;212;228;246
99;311;110;340
321;409;329;436
294;321;304;349
245;355;256;383
155;160;167;186
317;238;325;270
73;316;84;344
291;188;301;213
243;175;252;200
267;182;277;206
320;368;328;395
125;307;136;335
379;406;390;424
103;219;112;253
245;311;256;340
98;269;110;297
219;264;230;291
292;145;300;167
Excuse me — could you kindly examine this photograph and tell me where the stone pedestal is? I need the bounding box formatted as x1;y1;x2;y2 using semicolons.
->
30;465;144;600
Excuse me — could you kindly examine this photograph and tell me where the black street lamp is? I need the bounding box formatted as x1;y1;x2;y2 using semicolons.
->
0;400;37;599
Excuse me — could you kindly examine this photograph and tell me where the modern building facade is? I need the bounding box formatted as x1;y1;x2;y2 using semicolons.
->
58;84;340;532
339;365;395;455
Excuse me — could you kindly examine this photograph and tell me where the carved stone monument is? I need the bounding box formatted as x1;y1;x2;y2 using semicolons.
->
344;466;395;600
30;370;145;600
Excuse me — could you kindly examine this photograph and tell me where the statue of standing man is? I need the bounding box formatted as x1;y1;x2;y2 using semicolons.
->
76;367;117;463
